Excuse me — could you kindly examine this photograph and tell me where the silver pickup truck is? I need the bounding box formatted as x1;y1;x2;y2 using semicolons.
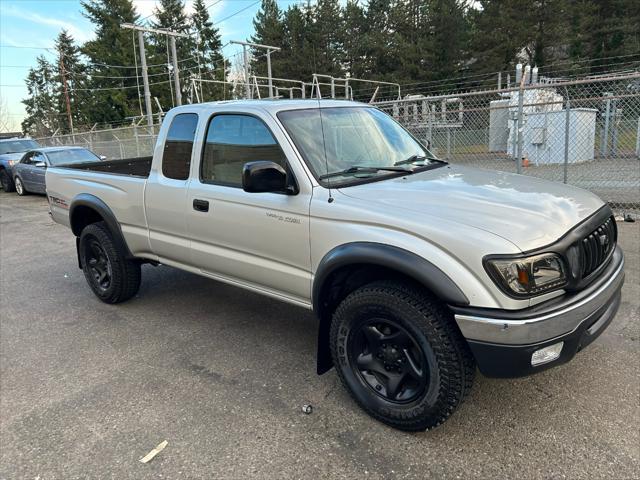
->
46;100;624;431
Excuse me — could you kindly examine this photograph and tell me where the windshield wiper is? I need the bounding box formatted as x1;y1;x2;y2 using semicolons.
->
319;165;412;180
394;154;445;166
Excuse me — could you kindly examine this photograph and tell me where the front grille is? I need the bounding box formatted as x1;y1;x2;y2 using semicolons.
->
578;216;616;278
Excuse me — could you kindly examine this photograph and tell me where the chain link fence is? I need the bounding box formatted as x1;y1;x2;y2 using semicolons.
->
35;124;161;161
34;72;640;214
375;72;640;215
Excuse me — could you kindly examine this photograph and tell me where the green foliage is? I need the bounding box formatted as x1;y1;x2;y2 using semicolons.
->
192;0;227;100
80;0;141;124
22;56;58;136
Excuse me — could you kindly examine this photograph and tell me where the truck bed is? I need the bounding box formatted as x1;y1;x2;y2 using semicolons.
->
60;156;152;177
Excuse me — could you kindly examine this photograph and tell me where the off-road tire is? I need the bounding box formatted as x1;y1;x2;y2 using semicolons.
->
79;221;141;304
14;176;27;196
0;169;15;192
330;280;475;431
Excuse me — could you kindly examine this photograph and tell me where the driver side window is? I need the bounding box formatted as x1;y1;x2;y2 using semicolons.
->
32;153;46;165
21;152;34;164
200;114;287;187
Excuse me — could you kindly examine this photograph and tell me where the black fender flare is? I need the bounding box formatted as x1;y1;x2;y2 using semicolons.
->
69;193;134;263
312;242;469;374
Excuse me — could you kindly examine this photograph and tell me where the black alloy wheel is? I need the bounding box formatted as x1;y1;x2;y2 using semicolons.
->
330;281;475;431
84;237;112;292
349;319;427;403
79;221;141;303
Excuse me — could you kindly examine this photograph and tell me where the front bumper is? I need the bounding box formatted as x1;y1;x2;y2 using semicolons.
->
451;246;624;377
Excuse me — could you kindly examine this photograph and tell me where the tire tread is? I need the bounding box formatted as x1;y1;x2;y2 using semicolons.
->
329;280;475;431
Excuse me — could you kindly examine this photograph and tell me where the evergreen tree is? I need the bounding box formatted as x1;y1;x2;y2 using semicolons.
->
81;0;141;125
250;0;285;92
22;56;58;136
150;0;196;109
311;0;344;77
468;0;531;75
192;0;227;101
341;1;367;79
54;30;88;132
424;0;469;81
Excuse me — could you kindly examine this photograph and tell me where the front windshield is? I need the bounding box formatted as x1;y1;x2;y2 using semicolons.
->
0;140;39;155
278;106;438;185
47;149;100;166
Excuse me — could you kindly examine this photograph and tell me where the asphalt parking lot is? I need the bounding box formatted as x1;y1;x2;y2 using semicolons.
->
1;191;638;479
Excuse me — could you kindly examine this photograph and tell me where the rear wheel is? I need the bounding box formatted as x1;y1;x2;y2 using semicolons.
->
14;176;27;196
330;281;475;431
79;221;141;303
0;169;15;192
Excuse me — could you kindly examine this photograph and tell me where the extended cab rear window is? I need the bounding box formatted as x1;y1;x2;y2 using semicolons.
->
162;113;198;180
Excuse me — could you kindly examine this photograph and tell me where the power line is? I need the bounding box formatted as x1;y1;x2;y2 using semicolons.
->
213;1;260;25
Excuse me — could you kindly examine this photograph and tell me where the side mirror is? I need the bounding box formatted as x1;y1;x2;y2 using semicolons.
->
99;155;107;161
242;161;297;194
35;161;46;168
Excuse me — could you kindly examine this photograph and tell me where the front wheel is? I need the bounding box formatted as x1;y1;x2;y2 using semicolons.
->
0;169;15;192
14;176;27;196
79;221;141;303
330;281;475;431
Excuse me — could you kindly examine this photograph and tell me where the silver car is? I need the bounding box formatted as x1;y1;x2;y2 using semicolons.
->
13;147;102;195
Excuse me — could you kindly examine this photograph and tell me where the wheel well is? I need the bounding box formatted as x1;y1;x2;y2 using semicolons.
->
317;264;428;322
315;263;440;374
70;205;104;237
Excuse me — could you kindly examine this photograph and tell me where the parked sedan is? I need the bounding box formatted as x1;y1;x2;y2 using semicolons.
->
0;138;40;192
13;147;102;195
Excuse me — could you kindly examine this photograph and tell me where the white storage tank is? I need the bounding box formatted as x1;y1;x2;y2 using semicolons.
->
514;108;597;165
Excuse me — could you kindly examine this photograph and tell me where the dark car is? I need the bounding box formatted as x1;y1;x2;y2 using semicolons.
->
0;138;40;192
13;146;102;196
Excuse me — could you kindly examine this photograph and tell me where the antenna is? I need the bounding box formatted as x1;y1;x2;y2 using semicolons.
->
311;46;333;203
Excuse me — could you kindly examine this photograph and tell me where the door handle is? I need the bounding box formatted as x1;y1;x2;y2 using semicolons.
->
193;199;209;212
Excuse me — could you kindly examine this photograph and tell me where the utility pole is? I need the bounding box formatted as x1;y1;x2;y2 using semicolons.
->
170;36;181;105
59;55;74;134
243;44;250;99
229;40;281;99
121;23;189;118
137;31;153;126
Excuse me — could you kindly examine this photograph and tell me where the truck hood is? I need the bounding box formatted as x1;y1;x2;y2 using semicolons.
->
338;165;605;251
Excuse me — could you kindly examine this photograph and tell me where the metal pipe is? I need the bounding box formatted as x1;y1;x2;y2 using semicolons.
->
515;76;525;174
266;50;273;98
563;97;570;183
243;45;250;99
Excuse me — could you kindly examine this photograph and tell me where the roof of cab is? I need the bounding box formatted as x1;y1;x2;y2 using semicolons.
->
170;99;369;116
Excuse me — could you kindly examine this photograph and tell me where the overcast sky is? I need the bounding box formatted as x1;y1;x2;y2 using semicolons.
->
0;0;304;132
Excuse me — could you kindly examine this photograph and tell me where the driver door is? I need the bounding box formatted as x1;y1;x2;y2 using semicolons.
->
31;152;47;193
186;113;312;305
16;152;36;190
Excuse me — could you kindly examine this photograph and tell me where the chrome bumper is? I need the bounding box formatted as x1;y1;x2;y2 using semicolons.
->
454;246;625;345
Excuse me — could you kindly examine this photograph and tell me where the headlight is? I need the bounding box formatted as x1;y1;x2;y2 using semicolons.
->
8;160;17;166
485;253;567;297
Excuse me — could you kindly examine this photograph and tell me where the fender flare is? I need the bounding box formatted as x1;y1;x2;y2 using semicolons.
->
69;193;134;260
312;242;469;374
